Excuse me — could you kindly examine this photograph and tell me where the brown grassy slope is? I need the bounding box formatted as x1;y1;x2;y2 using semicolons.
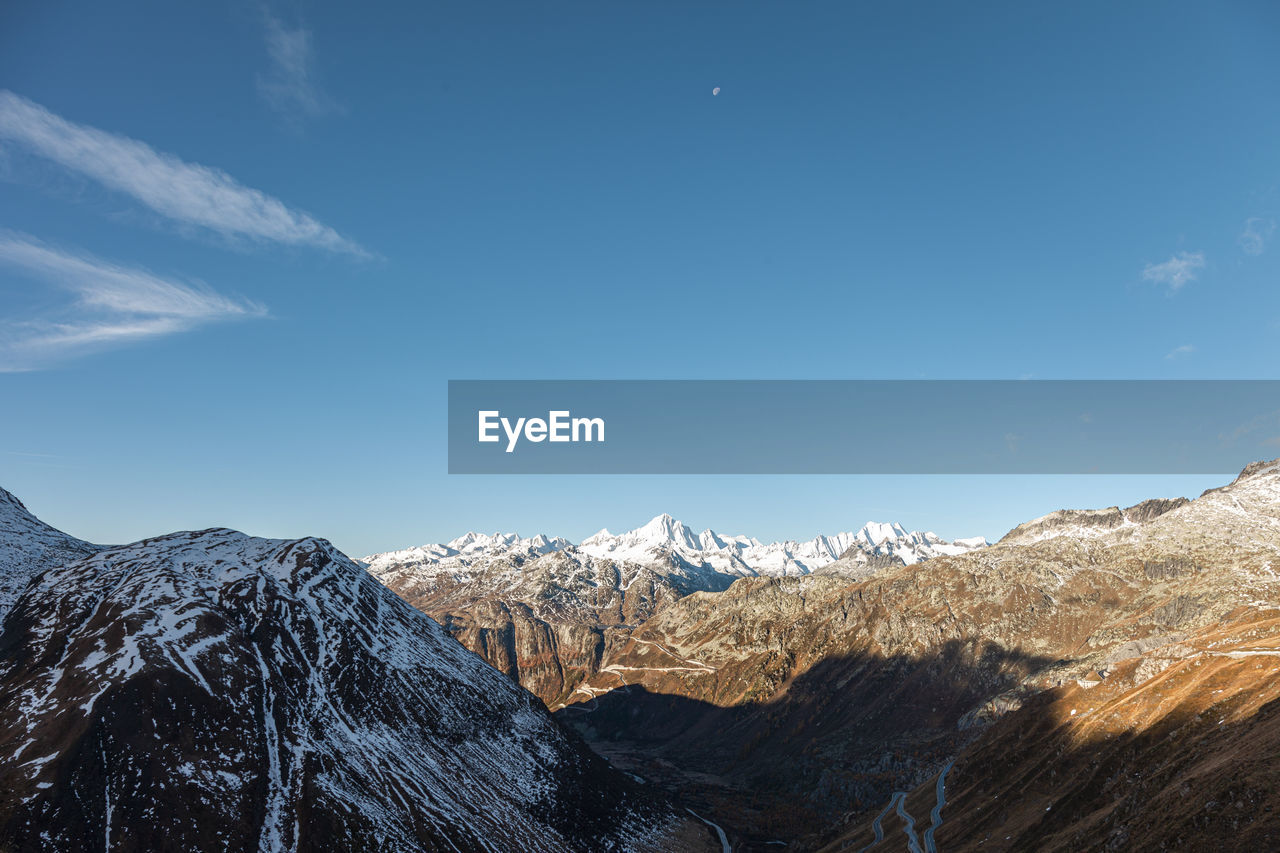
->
823;608;1280;852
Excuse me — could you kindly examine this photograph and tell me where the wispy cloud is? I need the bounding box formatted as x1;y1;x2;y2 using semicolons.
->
1239;217;1275;256
1142;251;1204;292
0;90;363;254
1222;409;1280;447
257;15;340;120
0;231;265;371
1164;344;1195;360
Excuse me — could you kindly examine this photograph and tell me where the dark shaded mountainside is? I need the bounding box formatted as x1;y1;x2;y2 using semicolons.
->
378;462;1280;851
0;490;714;852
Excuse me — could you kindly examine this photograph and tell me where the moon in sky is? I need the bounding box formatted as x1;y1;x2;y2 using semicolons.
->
712;87;720;96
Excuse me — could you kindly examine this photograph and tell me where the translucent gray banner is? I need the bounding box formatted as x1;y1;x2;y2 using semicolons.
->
447;380;1280;474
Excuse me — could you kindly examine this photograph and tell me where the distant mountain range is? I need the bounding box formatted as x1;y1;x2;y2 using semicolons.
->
363;514;988;583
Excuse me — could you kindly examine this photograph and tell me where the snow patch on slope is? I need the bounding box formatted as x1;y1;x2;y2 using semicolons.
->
0;487;98;619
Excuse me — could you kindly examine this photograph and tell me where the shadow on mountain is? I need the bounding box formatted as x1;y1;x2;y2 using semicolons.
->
819;638;1280;853
553;639;1057;850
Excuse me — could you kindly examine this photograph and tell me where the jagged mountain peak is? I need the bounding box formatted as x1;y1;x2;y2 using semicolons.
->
1201;457;1280;496
366;513;987;592
581;527;612;545
0;486;29;515
443;530;571;555
997;499;1191;546
0;485;56;533
0;486;98;619
855;520;910;545
1232;457;1280;483
633;513;699;547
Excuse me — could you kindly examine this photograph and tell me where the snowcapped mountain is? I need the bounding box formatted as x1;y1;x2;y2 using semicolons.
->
362;531;573;587
581;513;986;576
0;489;704;852
447;530;573;558
364;513;986;584
0;488;98;619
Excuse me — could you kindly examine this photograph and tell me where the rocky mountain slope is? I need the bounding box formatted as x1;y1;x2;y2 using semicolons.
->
533;462;1280;849
997;496;1190;545
820;460;1280;852
0;489;711;852
873;608;1280;852
364;515;985;706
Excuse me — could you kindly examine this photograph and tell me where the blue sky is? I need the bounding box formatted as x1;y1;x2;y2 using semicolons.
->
1;1;1278;554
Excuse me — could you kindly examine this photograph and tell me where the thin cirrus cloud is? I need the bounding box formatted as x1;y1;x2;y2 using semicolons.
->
1164;344;1195;360
0;231;265;371
0;90;364;255
1141;251;1204;292
257;14;341;120
1239;217;1276;256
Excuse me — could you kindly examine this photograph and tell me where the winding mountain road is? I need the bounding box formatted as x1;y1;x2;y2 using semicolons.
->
558;668;628;713
921;760;955;853
630;637;718;671
854;792;904;853
852;759;953;853
894;794;923;853
686;808;731;853
553;636;716;712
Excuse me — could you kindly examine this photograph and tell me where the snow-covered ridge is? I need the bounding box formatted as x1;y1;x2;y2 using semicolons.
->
0;519;679;851
362;513;988;582
0;486;99;619
447;531;572;556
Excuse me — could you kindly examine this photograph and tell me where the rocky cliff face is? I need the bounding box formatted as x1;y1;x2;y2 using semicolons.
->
997;496;1190;545
0;491;711;853
377;548;691;706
